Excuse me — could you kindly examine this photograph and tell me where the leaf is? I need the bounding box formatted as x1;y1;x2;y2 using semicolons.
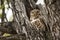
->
3;33;11;37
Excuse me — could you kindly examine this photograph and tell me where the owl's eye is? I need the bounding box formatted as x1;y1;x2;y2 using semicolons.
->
32;12;34;14
36;11;39;13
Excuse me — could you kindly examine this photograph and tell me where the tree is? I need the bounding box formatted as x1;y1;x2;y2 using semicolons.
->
0;0;60;40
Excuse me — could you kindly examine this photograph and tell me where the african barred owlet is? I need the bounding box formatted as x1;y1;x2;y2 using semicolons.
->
30;9;45;31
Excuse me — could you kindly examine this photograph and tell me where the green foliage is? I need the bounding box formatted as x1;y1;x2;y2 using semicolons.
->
7;0;10;2
0;5;5;9
0;13;2;18
3;33;11;37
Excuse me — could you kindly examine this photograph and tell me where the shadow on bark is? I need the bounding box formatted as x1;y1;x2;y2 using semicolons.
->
0;0;60;40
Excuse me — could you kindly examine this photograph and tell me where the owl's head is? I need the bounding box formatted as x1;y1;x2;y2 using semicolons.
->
30;9;40;21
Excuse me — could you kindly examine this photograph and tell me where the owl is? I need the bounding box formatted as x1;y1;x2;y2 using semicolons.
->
30;9;45;31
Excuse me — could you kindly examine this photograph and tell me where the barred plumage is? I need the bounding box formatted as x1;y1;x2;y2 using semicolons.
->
30;9;45;31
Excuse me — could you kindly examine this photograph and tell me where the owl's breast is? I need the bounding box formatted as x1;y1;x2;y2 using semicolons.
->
31;18;45;30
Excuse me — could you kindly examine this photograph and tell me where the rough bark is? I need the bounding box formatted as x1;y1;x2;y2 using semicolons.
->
44;0;60;40
0;0;60;40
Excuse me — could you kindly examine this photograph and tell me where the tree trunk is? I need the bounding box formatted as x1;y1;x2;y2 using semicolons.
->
0;0;60;40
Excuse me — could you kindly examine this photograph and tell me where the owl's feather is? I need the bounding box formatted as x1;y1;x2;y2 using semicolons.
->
30;9;45;31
